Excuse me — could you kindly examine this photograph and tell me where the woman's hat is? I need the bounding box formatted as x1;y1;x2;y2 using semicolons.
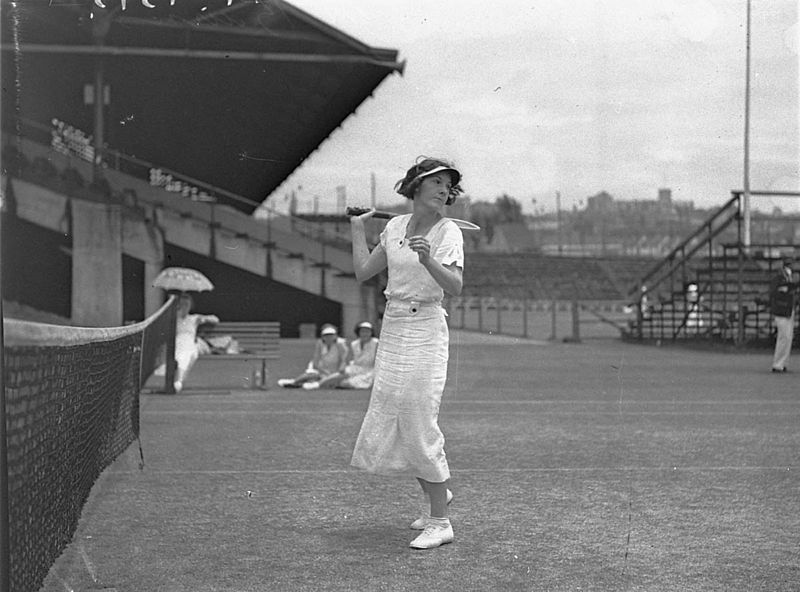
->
355;321;374;334
414;164;461;188
320;324;338;336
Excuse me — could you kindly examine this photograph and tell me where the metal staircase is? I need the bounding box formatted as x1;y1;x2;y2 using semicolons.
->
624;190;800;347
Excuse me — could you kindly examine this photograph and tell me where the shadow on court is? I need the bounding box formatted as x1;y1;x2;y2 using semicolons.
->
40;334;799;592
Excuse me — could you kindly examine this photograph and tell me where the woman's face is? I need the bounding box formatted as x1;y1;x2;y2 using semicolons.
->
178;298;192;316
414;172;454;210
357;327;372;341
321;333;337;345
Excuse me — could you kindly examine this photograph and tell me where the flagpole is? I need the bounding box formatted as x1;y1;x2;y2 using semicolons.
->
742;0;752;249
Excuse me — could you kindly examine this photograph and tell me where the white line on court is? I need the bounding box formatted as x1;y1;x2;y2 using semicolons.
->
141;409;800;417
109;466;796;475
151;397;800;406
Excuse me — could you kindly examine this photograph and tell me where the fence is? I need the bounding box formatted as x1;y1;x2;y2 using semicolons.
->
446;296;630;342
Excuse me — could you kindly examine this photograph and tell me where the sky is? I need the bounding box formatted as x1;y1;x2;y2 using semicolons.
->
261;0;799;216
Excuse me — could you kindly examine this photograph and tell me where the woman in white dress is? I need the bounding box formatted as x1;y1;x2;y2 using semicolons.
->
349;157;465;550
173;294;219;393
338;321;379;389
277;324;349;390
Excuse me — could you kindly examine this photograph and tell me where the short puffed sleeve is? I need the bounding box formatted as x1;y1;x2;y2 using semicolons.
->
432;220;464;268
379;215;404;250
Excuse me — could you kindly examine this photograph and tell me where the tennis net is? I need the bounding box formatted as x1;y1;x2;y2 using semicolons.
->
2;296;176;592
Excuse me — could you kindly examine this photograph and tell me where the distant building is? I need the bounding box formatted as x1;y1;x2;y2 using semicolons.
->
529;188;716;257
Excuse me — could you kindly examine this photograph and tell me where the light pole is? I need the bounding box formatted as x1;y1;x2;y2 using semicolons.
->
90;9;113;185
556;191;563;255
742;0;752;249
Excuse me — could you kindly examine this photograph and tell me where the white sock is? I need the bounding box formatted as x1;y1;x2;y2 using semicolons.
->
428;516;450;528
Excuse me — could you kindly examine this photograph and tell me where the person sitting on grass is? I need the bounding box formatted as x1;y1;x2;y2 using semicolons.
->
326;321;379;390
277;323;348;390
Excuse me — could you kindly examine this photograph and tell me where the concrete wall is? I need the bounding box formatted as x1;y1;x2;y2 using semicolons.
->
5;137;377;331
71;199;123;326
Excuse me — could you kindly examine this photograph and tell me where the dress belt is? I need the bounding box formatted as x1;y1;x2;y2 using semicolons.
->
386;298;442;314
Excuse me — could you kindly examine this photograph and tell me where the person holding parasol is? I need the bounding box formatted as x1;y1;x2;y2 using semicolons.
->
152;267;219;393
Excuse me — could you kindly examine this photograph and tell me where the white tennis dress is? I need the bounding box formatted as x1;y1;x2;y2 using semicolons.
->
350;214;464;483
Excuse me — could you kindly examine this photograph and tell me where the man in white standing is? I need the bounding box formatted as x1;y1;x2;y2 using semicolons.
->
770;256;797;373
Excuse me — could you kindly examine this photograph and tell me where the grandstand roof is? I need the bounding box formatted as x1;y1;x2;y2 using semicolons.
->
1;0;403;214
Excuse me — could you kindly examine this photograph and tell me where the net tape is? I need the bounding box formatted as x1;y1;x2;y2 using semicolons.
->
3;296;176;592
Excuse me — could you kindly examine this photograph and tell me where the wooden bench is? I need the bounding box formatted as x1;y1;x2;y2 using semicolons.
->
197;321;280;388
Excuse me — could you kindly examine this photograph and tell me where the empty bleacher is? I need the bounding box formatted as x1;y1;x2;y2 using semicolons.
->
463;253;655;301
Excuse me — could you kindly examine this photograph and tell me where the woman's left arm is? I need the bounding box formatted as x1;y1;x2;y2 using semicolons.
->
338;342;349;372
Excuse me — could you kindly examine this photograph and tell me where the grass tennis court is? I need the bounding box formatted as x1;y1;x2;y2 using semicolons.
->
40;334;799;592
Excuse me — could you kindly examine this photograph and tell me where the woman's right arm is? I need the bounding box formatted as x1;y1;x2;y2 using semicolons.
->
351;211;387;282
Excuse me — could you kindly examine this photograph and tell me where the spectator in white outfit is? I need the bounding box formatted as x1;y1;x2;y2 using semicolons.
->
323;321;379;390
277;324;348;389
172;293;219;393
770;256;797;372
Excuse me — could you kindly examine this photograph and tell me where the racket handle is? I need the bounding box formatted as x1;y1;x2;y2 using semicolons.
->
345;207;392;219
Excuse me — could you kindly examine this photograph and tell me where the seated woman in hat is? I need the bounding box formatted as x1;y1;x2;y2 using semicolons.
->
277;323;348;389
337;321;380;389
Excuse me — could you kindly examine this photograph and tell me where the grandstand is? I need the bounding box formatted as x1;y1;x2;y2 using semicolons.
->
1;0;404;338
2;122;371;336
463;253;655;301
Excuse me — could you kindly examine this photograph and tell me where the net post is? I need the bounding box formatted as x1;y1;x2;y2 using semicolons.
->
164;299;177;394
570;299;582;343
0;321;9;592
1;222;10;592
522;297;529;339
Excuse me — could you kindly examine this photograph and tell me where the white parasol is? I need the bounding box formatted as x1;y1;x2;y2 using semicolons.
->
152;267;214;292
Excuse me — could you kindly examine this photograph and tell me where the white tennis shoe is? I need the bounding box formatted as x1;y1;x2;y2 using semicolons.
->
409;521;454;550
410;489;453;530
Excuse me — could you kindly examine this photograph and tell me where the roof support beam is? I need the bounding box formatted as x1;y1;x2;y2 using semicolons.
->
0;43;405;71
